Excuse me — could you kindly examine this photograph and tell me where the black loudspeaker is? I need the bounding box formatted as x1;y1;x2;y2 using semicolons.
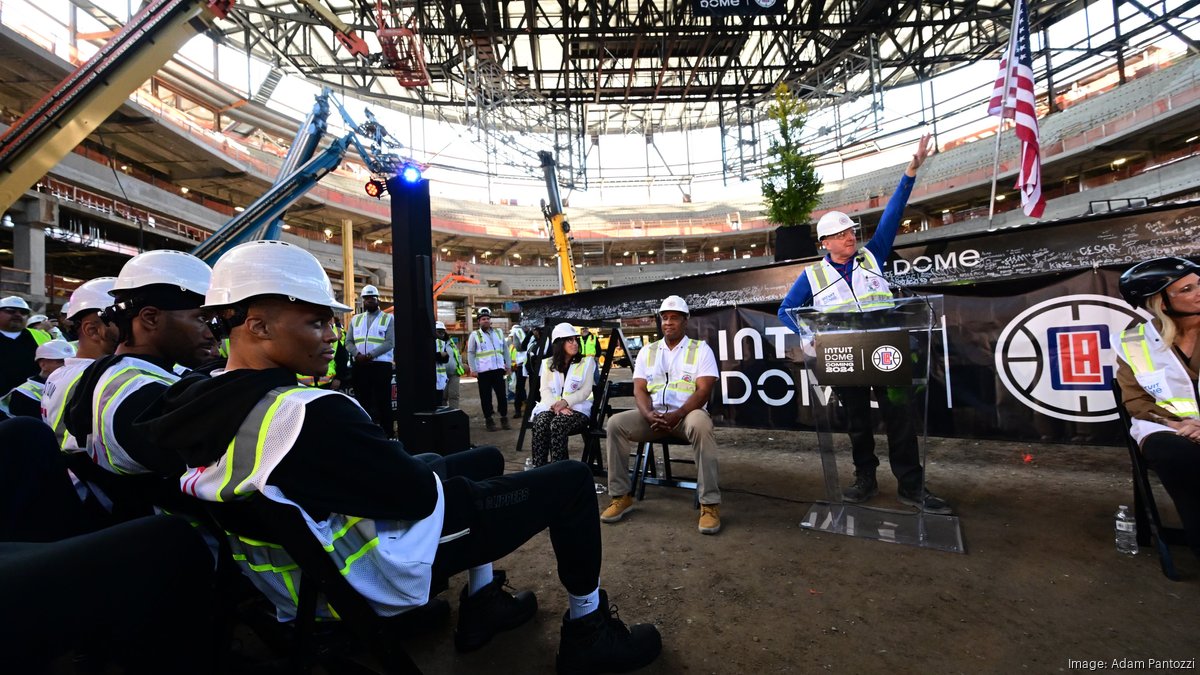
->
410;407;471;456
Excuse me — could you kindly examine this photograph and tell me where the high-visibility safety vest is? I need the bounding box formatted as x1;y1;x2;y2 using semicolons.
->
1116;321;1200;444
532;357;595;417
42;358;93;451
87;358;179;475
447;339;464;376
350;311;393;362
179;386;445;621
642;337;708;413
218;338;230;359
468;328;507;372
28;328;52;346
0;378;43;416
580;333;598;357
804;249;896;313
434;339;449;390
298;325;344;388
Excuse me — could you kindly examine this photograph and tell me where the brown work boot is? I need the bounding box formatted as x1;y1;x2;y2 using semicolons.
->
698;504;721;535
600;495;635;523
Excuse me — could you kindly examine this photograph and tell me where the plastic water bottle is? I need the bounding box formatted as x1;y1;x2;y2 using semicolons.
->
1115;505;1138;555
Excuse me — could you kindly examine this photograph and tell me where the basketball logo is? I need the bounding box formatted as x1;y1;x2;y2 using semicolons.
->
871;345;902;373
995;294;1146;422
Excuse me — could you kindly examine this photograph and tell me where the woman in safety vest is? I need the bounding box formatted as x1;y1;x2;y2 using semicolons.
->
528;323;595;467
1115;257;1200;560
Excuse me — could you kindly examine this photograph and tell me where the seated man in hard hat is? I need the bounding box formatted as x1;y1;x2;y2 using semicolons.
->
136;241;662;672
0;339;73;419
346;284;395;436
601;295;724;535
0;295;52;396
65;250;216;479
776;134;951;515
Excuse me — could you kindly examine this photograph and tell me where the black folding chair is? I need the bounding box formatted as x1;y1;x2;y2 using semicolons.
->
204;494;426;674
1111;379;1186;581
631;438;699;506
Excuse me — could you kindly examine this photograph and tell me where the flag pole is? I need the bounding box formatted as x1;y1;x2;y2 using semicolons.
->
987;0;1023;231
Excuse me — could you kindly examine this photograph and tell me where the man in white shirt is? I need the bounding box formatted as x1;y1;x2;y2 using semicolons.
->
601;295;723;535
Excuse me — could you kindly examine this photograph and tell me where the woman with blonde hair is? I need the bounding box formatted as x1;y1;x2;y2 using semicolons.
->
1116;256;1200;559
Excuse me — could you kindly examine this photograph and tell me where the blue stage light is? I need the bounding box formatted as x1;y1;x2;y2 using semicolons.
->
400;164;423;183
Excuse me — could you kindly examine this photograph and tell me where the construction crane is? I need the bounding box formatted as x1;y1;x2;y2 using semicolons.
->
538;150;577;294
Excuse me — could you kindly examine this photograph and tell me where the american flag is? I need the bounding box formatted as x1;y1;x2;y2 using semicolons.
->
987;0;1045;218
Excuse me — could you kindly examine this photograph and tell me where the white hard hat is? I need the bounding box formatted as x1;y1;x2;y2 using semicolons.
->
35;340;75;360
61;301;71;316
477;307;492;317
361;285;380;298
816;211;856;239
551;322;580;341
204;240;352;312
67;277;118;319
112;249;211;296
435;321;447;330
0;296;31;311
28;314;48;325
658;295;689;315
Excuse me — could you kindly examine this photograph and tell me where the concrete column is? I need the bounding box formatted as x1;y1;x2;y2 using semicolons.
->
12;196;54;308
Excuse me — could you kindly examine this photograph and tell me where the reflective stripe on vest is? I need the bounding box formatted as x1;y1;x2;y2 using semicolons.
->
472;329;506;371
435;339;448;376
1118;322;1200;425
28;328;51;346
90;361;177;475
805;249;896;313
0;379;43;415
645;338;702;398
49;370;87;450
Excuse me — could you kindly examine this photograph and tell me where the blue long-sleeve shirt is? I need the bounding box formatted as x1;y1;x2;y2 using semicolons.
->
777;173;915;333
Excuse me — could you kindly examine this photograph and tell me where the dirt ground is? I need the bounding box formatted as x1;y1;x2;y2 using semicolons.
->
400;379;1200;675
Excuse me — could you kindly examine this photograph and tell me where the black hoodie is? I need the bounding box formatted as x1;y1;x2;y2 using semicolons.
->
134;367;439;522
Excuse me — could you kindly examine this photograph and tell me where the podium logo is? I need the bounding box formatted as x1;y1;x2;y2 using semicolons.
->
872;345;903;372
995;294;1145;422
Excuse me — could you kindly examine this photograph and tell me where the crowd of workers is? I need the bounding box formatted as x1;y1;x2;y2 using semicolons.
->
1;134;1198;670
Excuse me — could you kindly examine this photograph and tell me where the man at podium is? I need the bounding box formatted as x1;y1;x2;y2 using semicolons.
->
777;135;951;515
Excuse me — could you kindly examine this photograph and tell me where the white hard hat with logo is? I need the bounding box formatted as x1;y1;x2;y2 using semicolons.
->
0;296;31;311
816;211;856;239
361;285;380;298
111;250;211;296
658;295;689;316
67;277;117;320
477;307;492;317
204;240;352;312
551;322;580;341
435;321;446;330
35;340;75;360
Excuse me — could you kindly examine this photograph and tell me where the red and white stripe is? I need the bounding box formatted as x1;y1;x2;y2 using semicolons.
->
986;0;1045;218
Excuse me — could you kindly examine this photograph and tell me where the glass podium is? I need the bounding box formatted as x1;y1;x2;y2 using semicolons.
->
787;295;964;554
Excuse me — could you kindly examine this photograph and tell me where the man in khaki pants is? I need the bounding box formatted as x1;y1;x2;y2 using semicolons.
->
601;295;723;534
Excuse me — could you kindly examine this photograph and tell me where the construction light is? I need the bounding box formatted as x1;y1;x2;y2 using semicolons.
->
365;179;387;198
400;164;423;184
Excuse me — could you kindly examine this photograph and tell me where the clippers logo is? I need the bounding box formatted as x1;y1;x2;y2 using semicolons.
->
996;294;1146;422
872;345;902;372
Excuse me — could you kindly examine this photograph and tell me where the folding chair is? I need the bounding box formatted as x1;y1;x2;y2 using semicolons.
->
1111;379;1186;581
204;494;427;674
579;380;636;474
631;439;699;506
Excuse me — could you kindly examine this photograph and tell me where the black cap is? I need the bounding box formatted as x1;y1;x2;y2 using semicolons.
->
1119;257;1200;308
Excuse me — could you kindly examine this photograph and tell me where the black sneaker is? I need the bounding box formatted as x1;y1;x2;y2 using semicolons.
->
556;590;662;674
455;570;537;653
501;416;512;430
897;488;953;515
485;418;498;432
842;473;878;503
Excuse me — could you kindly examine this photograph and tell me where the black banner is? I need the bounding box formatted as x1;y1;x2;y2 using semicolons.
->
814;329;911;386
692;0;786;17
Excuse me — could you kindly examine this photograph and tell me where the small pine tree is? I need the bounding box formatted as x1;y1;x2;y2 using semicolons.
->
761;84;822;228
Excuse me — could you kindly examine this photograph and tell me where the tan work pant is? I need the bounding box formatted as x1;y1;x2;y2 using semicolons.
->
605;409;720;505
